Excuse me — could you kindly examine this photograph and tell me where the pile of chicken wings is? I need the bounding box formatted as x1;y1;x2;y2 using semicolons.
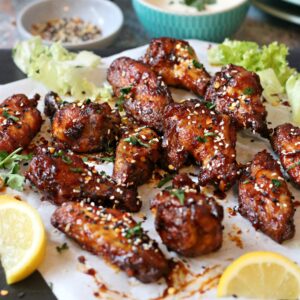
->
2;38;299;283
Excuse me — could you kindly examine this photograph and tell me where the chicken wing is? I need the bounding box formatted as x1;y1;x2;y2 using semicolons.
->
52;101;121;153
205;64;269;137
163;100;238;191
238;150;295;243
151;174;223;257
271;123;300;186
107;57;173;132
0;94;42;153
51;202;169;283
113;126;160;187
143;38;211;97
26;147;141;212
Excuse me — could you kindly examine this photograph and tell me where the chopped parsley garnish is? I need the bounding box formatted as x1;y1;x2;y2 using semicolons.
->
192;59;203;69
69;167;83;173
85;99;91;104
116;86;132;112
243;87;255;95
125;222;143;239
2;110;20;122
0;147;32;191
186;45;194;55
272;179;282;188
98;156;115;163
56;242;69;253
184;0;216;11
171;189;185;205
120;86;132;95
62;155;72;165
243;179;250;184
204;101;216;110
196;136;207;143
204;132;217;137
53;150;64;158
123;136;150;148
157;174;174;188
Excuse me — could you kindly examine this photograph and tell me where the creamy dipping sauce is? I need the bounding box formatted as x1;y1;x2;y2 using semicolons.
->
142;0;245;15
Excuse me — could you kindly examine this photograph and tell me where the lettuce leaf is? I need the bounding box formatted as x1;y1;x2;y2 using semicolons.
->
13;37;112;101
286;74;300;124
208;39;295;86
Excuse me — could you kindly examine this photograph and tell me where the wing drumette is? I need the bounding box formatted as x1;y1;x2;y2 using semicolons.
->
51;202;169;283
271;123;300;186
163;100;238;191
205;64;269;137
238;150;295;243
107;57;173;132
26;147;141;212
151;174;223;257
51;101;121;153
113;126;160;187
142;38;211;97
0;94;42;153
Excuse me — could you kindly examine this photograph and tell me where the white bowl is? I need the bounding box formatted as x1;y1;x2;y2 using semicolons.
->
17;0;124;50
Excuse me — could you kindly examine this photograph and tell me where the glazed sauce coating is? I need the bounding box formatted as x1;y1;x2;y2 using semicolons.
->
51;202;169;283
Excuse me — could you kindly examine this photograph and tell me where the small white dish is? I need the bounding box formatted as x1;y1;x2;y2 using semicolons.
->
17;0;124;50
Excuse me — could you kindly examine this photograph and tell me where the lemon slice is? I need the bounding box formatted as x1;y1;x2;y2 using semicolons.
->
0;195;46;284
218;251;300;299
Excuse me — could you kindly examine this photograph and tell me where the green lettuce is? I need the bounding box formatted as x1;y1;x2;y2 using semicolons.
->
13;37;112;101
286;74;300;124
208;39;295;86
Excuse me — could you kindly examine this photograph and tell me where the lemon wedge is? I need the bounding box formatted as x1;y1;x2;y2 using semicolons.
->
0;195;46;284
217;251;300;299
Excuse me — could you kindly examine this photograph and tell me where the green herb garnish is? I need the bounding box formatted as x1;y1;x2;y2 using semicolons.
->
99;156;115;163
171;189;185;205
2;110;20;122
120;86;132;95
204;132;217;137
0;147;32;191
62;155;72;165
243;179;250;184
157;174;174;188
204;101;216;110
123;136;149;148
53;149;64;158
125;222;143;239
70;167;83;173
272;179;282;188
243;87;255;95
56;242;69;253
184;0;216;11
82;157;88;163
196;136;207;143
192;59;203;69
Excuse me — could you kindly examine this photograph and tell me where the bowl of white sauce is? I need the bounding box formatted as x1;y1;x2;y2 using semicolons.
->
132;0;249;42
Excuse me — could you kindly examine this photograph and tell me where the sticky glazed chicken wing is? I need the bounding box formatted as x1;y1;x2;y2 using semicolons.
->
0;94;42;153
238;150;295;243
205;64;269;137
163;100;238;191
271;123;300;186
113;126;160;187
143;38;211;97
51;101;121;153
51;202;169;283
151;174;223;257
107;57;173;132
26;147;141;212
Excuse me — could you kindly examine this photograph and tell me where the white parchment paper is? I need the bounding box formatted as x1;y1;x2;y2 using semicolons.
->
0;41;299;300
